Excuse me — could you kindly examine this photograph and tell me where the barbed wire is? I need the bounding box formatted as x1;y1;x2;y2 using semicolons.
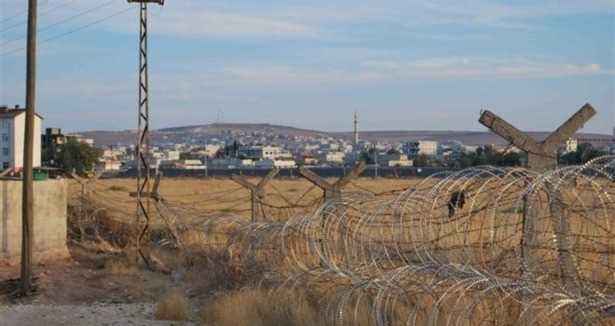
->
68;156;615;325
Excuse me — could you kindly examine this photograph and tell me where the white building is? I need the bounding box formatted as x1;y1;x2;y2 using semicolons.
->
380;153;413;167
208;158;255;169
323;152;345;164
565;138;578;153
0;106;42;170
238;145;291;160
165;150;181;161
101;160;122;171
203;144;221;158
175;159;206;170
69;134;94;147
403;140;439;157
417;141;438;156
255;159;297;169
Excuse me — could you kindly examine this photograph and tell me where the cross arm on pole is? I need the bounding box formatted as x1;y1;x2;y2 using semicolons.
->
335;161;366;188
231;175;258;192
127;0;164;4
257;167;279;189
298;167;332;190
542;103;596;153
479;110;544;156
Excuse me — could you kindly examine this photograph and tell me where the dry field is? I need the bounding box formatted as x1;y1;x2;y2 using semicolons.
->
18;163;615;325
73;177;424;223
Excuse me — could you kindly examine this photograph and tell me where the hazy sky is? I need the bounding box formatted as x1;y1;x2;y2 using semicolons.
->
1;0;614;133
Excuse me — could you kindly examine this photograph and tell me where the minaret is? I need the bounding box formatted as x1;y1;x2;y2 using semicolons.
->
353;111;359;146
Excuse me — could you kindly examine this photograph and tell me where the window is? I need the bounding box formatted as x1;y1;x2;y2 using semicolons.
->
2;148;8;156
1;120;9;129
2;162;8;170
1;134;8;142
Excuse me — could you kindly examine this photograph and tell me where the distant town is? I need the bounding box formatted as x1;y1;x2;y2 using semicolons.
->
2;105;614;175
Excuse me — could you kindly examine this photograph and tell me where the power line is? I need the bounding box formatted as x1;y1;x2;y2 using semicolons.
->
0;7;29;25
1;6;134;57
1;0;115;46
1;0;75;33
0;0;49;24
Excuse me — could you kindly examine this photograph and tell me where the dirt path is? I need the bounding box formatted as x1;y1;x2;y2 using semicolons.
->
0;303;196;326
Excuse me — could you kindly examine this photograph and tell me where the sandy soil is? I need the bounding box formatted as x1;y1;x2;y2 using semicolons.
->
0;303;196;326
0;245;198;325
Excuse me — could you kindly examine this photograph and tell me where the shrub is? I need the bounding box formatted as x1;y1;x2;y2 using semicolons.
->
154;289;190;321
200;289;321;326
108;185;128;192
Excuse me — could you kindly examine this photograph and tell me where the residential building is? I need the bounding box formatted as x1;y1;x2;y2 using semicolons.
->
208;158;255;169
165;150;181;161
203;144;221;158
255;159;297;169
175;159;207;170
69;134;95;147
238;145;291;160
565;138;578;153
402;140;438;157
323;152;345;165
0;105;42;170
101;160;122;171
42;128;66;167
380;153;413;167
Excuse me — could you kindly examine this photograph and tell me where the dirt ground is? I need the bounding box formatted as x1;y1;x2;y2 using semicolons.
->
0;244;197;325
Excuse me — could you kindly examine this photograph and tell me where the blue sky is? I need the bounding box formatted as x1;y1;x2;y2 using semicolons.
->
1;0;614;133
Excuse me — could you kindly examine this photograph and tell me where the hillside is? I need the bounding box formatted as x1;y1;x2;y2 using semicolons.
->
76;123;614;147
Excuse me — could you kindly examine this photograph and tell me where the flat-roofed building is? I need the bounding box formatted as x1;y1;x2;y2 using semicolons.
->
0;105;43;170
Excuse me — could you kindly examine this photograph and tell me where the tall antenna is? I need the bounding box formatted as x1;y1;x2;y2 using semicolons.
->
353;111;359;146
127;0;163;265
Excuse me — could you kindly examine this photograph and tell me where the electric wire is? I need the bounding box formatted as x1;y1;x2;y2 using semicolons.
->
1;6;133;57
1;0;78;33
2;0;116;47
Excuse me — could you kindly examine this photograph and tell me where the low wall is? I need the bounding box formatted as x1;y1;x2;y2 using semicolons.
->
0;179;69;265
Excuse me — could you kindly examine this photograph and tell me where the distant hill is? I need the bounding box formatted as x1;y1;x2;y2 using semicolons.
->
332;130;614;147
159;123;325;137
76;123;614;148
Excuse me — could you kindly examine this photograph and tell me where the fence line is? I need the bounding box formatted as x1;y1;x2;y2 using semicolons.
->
68;156;615;325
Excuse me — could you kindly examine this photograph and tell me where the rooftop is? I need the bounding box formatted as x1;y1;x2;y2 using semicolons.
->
0;105;44;119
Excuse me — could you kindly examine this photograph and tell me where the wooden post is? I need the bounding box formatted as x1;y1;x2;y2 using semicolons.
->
21;0;38;295
231;168;279;222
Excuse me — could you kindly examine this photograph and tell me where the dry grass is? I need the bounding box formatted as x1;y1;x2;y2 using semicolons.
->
154;289;190;321
104;257;138;275
200;289;322;326
199;288;384;326
75;177;421;223
66;176;615;325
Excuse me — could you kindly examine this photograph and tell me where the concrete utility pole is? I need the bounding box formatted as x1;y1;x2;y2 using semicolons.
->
21;0;38;295
479;103;597;326
479;103;596;171
231;168;279;222
127;0;163;266
299;161;366;204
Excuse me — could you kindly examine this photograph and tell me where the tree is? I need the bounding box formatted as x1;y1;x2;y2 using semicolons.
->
559;143;607;165
56;138;102;175
413;154;430;167
456;146;524;168
358;147;377;164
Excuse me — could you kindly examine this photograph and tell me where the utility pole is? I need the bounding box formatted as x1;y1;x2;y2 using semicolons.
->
127;0;164;265
21;0;38;295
